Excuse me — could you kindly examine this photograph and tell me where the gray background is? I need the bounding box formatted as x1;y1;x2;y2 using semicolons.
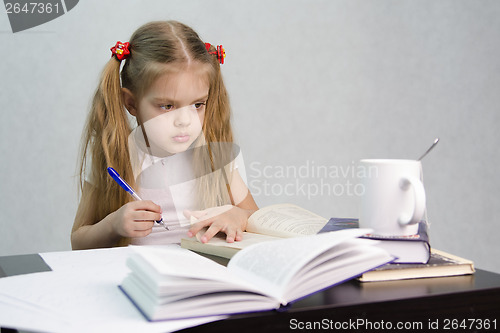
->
1;0;499;273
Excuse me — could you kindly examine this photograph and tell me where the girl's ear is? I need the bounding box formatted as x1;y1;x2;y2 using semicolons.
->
122;88;138;116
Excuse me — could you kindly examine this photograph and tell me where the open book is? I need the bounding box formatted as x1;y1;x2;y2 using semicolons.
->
120;229;393;321
181;203;328;258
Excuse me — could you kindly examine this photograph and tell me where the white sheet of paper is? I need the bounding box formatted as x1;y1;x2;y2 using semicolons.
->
0;246;226;333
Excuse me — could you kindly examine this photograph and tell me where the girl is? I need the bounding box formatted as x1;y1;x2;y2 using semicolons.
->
72;21;258;250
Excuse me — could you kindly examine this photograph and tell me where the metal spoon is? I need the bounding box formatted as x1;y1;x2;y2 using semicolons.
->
418;138;440;161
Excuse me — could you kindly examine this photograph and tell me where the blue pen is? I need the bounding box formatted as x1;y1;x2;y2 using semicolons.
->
107;167;168;230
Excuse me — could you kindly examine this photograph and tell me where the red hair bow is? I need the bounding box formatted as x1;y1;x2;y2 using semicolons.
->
110;41;131;61
205;43;225;64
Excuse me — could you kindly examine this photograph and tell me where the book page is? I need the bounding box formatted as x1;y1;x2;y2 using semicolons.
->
246;204;328;238
227;229;371;303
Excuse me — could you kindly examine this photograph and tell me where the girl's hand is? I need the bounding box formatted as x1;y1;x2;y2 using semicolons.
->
111;201;162;238
185;205;252;243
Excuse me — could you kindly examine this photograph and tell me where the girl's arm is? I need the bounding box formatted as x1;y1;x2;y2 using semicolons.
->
71;182;162;250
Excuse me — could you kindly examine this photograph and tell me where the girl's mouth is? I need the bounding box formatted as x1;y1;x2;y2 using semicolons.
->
173;134;190;143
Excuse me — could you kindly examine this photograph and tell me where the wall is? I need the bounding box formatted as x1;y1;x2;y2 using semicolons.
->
1;0;499;273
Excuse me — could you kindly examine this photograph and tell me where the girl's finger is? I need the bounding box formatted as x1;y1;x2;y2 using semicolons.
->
130;200;162;214
187;223;205;238
225;228;236;243
133;221;155;231
234;229;243;242
133;227;153;238
134;211;162;222
200;224;224;243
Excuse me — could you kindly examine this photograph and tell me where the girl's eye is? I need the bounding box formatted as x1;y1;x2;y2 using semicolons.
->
194;102;206;110
159;104;174;111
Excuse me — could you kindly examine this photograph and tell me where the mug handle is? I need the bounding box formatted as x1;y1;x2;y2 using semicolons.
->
398;176;426;226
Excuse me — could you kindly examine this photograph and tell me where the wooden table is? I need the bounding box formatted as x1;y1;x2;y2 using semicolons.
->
177;269;500;332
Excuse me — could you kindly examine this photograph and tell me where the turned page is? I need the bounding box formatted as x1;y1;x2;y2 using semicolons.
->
246;204;328;238
227;229;370;303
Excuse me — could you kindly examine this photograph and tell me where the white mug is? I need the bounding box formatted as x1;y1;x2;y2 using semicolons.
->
359;159;426;236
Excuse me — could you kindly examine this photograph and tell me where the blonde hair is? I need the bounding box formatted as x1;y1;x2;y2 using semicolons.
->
75;21;234;244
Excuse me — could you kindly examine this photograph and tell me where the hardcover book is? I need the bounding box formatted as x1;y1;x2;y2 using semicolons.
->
319;218;431;264
358;248;475;282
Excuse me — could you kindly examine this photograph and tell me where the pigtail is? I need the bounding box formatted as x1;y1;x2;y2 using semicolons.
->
204;44;233;144
77;57;134;236
96;58;134;184
193;44;236;209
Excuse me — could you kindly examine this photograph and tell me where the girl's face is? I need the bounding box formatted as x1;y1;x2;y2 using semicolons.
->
136;66;209;156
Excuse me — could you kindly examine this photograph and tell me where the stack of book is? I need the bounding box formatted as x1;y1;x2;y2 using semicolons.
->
318;217;474;282
181;204;475;282
120;204;475;320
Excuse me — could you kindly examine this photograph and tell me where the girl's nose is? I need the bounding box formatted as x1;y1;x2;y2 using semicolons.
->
173;106;192;127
